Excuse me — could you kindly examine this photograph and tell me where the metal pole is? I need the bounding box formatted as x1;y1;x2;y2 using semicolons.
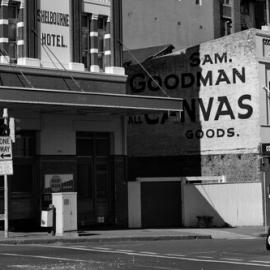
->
263;171;268;233
267;0;270;25
3;108;8;238
4;174;8;238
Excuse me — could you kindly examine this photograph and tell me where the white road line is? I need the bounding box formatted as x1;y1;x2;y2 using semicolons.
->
92;247;111;250
116;249;134;253
251;260;270;264
220;257;244;262
31;244;270;267
165;253;186;257
0;253;88;263
140;251;158;255
196;256;215;259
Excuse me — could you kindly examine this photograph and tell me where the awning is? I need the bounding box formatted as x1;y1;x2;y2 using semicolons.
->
0;85;183;115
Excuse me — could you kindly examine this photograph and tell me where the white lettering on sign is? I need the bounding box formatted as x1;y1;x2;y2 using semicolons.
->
0;137;12;160
266;145;270;152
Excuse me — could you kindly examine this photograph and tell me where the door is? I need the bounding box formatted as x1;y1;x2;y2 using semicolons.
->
141;181;182;228
76;132;113;226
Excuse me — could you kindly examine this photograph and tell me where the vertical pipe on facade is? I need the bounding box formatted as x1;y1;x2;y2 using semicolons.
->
17;0;24;60
90;14;100;72
110;0;123;67
71;0;82;63
0;0;9;63
104;16;111;67
266;0;270;25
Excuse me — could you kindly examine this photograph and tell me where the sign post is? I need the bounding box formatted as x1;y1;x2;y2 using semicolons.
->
1;108;13;238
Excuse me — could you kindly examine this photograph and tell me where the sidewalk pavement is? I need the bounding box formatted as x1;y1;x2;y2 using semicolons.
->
0;226;267;244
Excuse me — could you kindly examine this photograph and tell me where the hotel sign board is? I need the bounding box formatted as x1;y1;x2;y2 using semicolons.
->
37;0;71;68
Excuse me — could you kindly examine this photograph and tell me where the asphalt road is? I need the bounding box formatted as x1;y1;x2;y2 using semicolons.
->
0;238;270;269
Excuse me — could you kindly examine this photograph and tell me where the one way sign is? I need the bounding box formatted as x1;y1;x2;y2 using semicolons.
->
0;137;12;160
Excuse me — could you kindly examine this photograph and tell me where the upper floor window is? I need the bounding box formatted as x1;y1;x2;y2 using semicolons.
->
98;16;106;70
223;0;231;6
4;1;20;63
81;13;108;71
195;0;202;6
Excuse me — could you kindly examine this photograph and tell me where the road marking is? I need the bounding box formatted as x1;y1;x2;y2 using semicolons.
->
140;251;158;255
165;253;186;257
32;244;270;268
92;247;111;250
196;256;215;259
251;260;270;264
116;249;134;253
220;257;243;262
0;252;88;263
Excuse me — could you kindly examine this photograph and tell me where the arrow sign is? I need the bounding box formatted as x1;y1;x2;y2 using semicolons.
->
0;153;11;159
0;137;12;161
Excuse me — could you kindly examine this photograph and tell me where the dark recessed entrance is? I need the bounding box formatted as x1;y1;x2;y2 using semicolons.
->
76;132;113;226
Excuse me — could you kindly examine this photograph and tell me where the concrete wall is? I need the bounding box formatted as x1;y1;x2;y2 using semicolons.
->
39;113;125;155
183;182;264;227
123;0;216;50
128;178;264;228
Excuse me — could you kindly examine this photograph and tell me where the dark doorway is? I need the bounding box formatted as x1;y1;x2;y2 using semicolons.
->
141;181;182;228
76;132;113;226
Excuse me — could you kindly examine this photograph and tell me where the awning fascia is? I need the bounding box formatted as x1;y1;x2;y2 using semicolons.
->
0;86;183;113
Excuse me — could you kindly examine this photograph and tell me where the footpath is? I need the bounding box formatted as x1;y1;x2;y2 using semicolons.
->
0;226;267;245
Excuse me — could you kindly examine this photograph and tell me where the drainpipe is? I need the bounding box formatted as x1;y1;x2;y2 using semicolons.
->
267;0;270;26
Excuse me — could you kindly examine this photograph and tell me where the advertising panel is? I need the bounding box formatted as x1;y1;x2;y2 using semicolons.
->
127;30;260;155
37;0;71;68
43;174;74;205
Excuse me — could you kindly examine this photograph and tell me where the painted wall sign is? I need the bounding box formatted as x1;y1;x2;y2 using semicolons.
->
37;0;71;68
127;30;260;155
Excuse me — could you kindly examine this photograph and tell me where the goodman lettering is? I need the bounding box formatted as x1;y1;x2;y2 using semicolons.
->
130;68;245;92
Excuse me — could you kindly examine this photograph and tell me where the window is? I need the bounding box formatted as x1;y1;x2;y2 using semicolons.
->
8;2;20;18
98;16;106;71
13;131;36;157
6;2;20;63
80;14;108;71
195;0;202;6
223;0;231;5
11;131;36;193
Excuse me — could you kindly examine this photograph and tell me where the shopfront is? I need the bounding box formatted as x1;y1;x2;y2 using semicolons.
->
0;0;182;228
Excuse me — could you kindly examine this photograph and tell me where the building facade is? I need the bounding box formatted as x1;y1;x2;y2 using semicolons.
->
126;28;270;227
123;0;269;51
0;0;182;229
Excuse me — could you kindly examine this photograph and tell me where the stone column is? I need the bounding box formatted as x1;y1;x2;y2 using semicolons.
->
17;0;24;60
90;13;99;72
0;0;10;63
104;16;111;68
